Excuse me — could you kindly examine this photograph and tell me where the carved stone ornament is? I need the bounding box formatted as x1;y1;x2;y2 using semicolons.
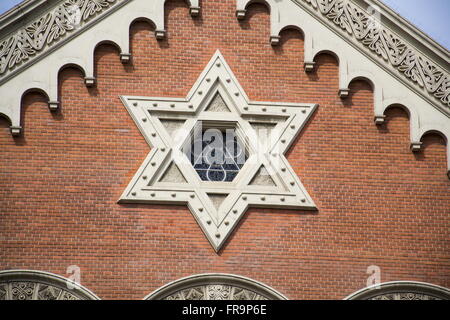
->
233;0;450;178
345;281;450;300
144;273;287;300
119;50;317;252
0;0;122;80
0;270;99;300
297;0;450;108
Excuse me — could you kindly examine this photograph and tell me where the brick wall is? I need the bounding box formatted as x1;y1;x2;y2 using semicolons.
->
0;0;448;299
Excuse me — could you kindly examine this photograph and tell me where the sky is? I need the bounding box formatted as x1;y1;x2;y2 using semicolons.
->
0;0;449;50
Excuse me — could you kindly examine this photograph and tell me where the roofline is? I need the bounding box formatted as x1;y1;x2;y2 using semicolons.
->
0;0;448;69
363;0;449;69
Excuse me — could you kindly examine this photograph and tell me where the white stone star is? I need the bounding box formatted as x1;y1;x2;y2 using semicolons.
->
119;51;317;252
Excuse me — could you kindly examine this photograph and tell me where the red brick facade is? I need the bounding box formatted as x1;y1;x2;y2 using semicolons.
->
0;0;449;299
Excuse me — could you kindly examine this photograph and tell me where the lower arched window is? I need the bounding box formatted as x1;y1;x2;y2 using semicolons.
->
345;281;450;300
145;273;287;300
0;270;99;300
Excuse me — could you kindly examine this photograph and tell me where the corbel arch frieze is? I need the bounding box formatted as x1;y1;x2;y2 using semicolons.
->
0;270;99;300
0;0;201;135
236;0;450;178
0;0;448;177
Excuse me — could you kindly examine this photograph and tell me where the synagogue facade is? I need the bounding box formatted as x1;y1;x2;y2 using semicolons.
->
0;0;449;300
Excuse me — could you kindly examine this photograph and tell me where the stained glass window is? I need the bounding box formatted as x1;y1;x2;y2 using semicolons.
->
188;128;247;182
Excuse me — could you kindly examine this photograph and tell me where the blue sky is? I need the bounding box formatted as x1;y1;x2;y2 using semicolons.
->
0;0;449;49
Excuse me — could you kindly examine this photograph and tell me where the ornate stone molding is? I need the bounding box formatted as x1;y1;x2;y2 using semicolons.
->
0;0;201;134
237;0;450;179
164;285;268;300
144;273;287;300
0;0;448;178
0;0;124;82
0;270;100;300
296;0;450;109
345;281;450;300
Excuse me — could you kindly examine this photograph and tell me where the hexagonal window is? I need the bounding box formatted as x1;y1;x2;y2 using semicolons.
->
186;124;248;182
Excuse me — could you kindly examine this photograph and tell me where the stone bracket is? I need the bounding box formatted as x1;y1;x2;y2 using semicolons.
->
120;53;132;64
84;77;96;87
410;141;423;152
155;29;167;40
270;35;281;46
48;101;60;111
190;6;201;16
236;9;246;20
9;126;22;136
374;115;386;125
338;88;350;98
304;61;315;73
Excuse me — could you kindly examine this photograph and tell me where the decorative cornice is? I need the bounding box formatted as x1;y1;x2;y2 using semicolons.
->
0;270;100;300
296;0;450;109
0;0;124;81
0;0;448;178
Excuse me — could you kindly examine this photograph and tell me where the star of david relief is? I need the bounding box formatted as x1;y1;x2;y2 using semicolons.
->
119;51;317;252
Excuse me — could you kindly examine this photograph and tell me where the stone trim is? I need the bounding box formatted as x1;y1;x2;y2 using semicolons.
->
0;0;125;83
0;0;201;134
237;0;450;179
345;281;450;300
0;269;100;300
296;0;449;109
0;0;201;85
144;273;288;300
